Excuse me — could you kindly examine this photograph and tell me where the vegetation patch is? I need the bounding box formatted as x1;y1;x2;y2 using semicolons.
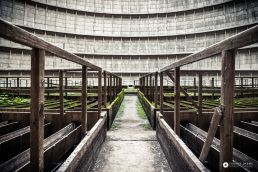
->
136;99;147;119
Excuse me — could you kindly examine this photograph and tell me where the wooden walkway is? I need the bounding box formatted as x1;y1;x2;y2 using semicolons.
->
92;95;171;172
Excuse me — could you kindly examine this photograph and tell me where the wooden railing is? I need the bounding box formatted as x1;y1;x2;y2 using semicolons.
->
139;25;258;171
0;18;122;171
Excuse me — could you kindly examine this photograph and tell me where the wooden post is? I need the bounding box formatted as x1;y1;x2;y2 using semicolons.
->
81;65;87;136
199;106;223;162
198;72;203;116
6;77;8;88
17;77;20;88
211;77;215;99
154;72;158;108
47;77;50;88
107;74;110;102
65;77;68;97
59;70;64;129
240;77;244;97
109;75;112;101
98;71;102;119
194;77;196;98
160;72;164;115
103;71;107;107
149;74;152;101
174;67;180;135
30;48;45;172
146;76;149;98
220;49;235;172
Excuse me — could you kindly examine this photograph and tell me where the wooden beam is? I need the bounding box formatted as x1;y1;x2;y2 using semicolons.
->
220;49;235;172
160;25;258;72
160;72;164;115
199;106;223;162
30;48;45;172
154;72;158;108
0;19;101;71
174;67;180;135
98;71;102;119
59;70;64;129
166;71;199;109
103;71;107;107
81;65;87;136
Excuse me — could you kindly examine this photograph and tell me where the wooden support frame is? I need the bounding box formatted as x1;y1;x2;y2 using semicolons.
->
59;70;64;129
211;78;215;99
30;48;45;172
220;49;235;171
160;72;164;115
166;71;199;110
198;72;203;116
154;72;158;108
174;67;180;135
103;71;107;107
5;77;8;88
98;71;102;119
199;106;223;162
81;65;87;136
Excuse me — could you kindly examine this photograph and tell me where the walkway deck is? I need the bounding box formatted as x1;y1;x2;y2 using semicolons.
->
92;95;171;172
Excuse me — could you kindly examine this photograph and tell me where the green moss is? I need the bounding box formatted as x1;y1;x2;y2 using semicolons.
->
136;99;147;119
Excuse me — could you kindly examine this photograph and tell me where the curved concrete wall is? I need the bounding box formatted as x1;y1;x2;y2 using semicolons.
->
0;0;257;85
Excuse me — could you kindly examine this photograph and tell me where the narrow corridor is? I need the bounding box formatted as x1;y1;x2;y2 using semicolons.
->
92;95;172;172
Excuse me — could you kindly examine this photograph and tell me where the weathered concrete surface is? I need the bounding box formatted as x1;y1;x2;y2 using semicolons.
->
92;95;172;172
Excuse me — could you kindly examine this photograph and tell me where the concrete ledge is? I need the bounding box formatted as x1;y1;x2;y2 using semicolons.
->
57;112;107;172
156;112;209;172
106;90;125;129
138;91;156;129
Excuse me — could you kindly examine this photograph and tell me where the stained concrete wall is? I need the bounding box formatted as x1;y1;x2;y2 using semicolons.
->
0;0;258;85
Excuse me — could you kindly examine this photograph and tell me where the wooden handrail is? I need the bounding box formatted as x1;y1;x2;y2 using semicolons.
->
160;25;258;72
0;18;101;71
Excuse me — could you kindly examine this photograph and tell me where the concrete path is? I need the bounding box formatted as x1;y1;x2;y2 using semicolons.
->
92;95;172;172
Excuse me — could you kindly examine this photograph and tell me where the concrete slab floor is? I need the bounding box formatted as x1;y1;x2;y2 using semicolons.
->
92;95;172;172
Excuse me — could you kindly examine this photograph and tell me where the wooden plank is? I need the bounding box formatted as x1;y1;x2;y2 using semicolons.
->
157;113;210;171
98;71;102;119
174;67;180;135
0;121;20;136
186;123;258;171
220;49;235;172
160;72;164;115
199;106;223;162
0;123;75;172
160;25;258;72
154;72;158;108
240;121;258;134
81;65;87;136
166;71;199;109
30;48;45;172
57;113;107;172
0;19;101;71
59;70;64;129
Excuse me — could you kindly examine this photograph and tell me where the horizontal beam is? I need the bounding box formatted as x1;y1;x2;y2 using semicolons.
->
161;25;258;72
0;19;101;71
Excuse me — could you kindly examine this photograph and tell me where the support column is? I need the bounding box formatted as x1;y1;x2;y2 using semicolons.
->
174;67;180;135
193;77;196;98
160;72;164;115
59;70;64;129
17;77;20;88
6;77;8;88
211;77;215;99
81;65;87;136
154;72;158;108
30;48;45;172
65;77;68;97
220;49;235;172
103;71;107;107
198;72;203;116
98;71;102;119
